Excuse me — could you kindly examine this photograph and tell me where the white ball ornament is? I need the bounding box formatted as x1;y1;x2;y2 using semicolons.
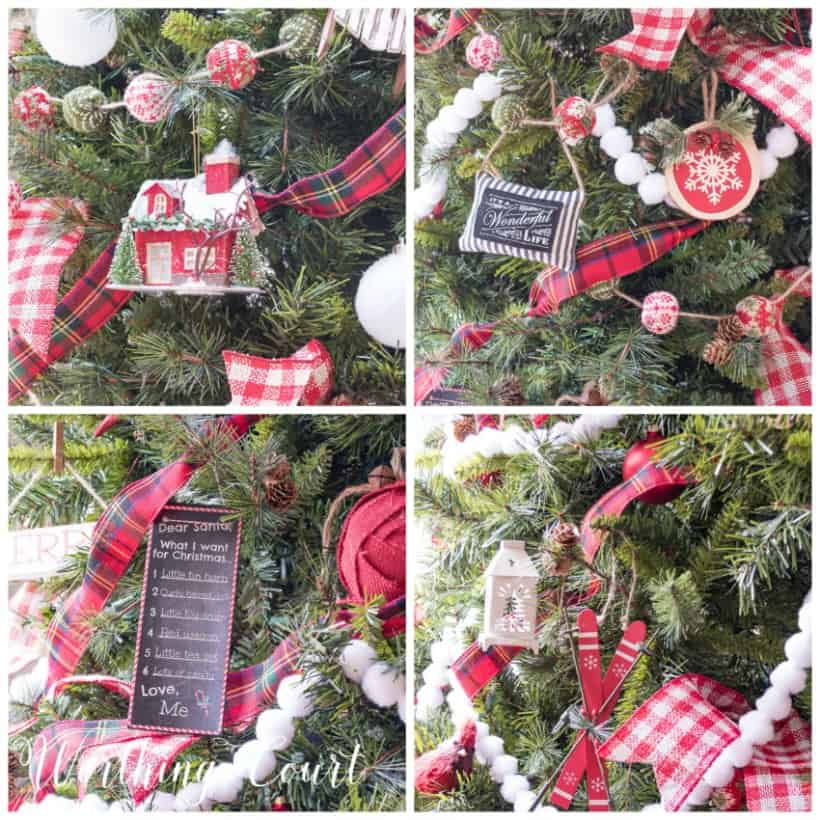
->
784;630;812;668
514;790;537;813
476;734;504;765
255;707;295;750
276;673;316;718
36;9;117;67
430;639;455;667
737;710;775;746
355;244;407;349
766;124;799;158
490;753;518;783
453;88;483;119
475;720;490;740
426;120;457;150
614;152;648;185
361;662;404;707
473;73;503;102
415;683;445;715
202;762;244;803
600;126;633;159
638;172;669;205
501;774;531;803
591;103;616;137
234;740;276;782
758;149;779;180
439;105;469;134
723;736;755;769
769;660;807;694
339;640;378;683
755;687;793;722
422;664;450;688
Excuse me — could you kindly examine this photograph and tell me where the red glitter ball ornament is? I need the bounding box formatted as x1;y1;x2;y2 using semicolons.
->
336;481;405;605
554;96;596;145
622;431;685;505
207;39;258;90
13;86;55;130
465;32;502;71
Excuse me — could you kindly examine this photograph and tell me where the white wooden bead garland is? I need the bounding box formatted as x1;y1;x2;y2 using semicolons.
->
415;72;506;221
23;641;405;813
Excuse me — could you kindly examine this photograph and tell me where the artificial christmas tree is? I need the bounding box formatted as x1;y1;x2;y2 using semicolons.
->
414;413;811;811
9;414;406;811
414;9;811;406
9;8;405;405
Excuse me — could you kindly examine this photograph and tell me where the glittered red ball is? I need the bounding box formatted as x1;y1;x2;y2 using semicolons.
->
465;33;502;71
207;39;258;90
554;96;596;145
336;482;405;605
622;432;684;505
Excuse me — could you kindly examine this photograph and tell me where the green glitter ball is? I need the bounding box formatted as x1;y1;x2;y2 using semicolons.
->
491;94;528;132
62;85;107;134
278;13;322;60
587;280;617;300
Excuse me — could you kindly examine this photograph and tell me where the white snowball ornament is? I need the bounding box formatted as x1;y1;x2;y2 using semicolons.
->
758;149;779;180
430;639;456;667
339;640;378;683
473;73;503;102
514;790;537;813
737;710;775;746
276;673;316;718
233;740;277;783
426;120;457;150
769;660;807;694
592;103;616;137
439;105;469;134
255;708;295;751
355;244;407;348
638;172;669;205
201;762;244;803
501;774;531;803
361;662;404;707
614;152;648;185
415;683;445;719
35;9;117;67
784;630;812;668
766;125;799;158
422;664;450;688
476;734;504;765
490;753;518;782
453;88;483;119
600;126;633;159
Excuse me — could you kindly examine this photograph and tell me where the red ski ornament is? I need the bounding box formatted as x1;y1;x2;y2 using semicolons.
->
666;124;760;221
547;609;646;812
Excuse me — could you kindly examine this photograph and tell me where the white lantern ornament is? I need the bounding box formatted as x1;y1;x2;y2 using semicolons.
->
479;540;539;652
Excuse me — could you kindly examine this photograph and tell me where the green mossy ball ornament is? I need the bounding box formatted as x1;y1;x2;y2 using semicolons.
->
278;14;322;60
491;94;528;132
62;85;107;133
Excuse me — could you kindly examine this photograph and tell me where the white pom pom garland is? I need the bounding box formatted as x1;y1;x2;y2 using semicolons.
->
637;172;668;205
361;662;405;707
614;152;649;185
339;639;379;683
600;126;633;159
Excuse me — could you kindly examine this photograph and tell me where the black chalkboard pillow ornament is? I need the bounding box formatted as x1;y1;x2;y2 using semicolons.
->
323;448;406;636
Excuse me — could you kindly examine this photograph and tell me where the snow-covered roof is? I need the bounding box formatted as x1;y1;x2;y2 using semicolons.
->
128;173;254;223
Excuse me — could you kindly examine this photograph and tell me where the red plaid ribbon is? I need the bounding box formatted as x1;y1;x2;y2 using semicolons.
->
30;637;298;803
9;243;131;403
414;9;482;53
45;415;258;689
451;460;690;697
599;673;812;812
9;198;87;359
415;220;706;403
755;267;811;407
223;340;333;406
599;9;811;143
253;108;405;218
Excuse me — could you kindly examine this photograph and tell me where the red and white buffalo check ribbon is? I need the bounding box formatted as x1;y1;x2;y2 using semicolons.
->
599;673;812;812
223;339;333;406
9;198;87;358
599;9;811;143
756;267;811;407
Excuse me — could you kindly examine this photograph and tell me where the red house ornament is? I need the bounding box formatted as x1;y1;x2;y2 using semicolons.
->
108;140;268;295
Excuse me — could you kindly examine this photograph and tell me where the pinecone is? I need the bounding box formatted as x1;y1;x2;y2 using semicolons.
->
716;315;745;343
544;521;579;576
368;464;395;489
637;133;661;169
703;338;733;366
453;415;477;442
262;459;298;510
551;521;579;548
580;379;608;406
491;376;525;406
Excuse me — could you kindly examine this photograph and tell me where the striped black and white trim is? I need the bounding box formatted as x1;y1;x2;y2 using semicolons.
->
459;173;584;272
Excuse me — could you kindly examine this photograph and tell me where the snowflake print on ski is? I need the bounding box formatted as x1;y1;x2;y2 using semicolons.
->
667;126;759;221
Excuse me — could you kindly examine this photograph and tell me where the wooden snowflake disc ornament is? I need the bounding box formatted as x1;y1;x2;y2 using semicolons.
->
665;124;760;221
